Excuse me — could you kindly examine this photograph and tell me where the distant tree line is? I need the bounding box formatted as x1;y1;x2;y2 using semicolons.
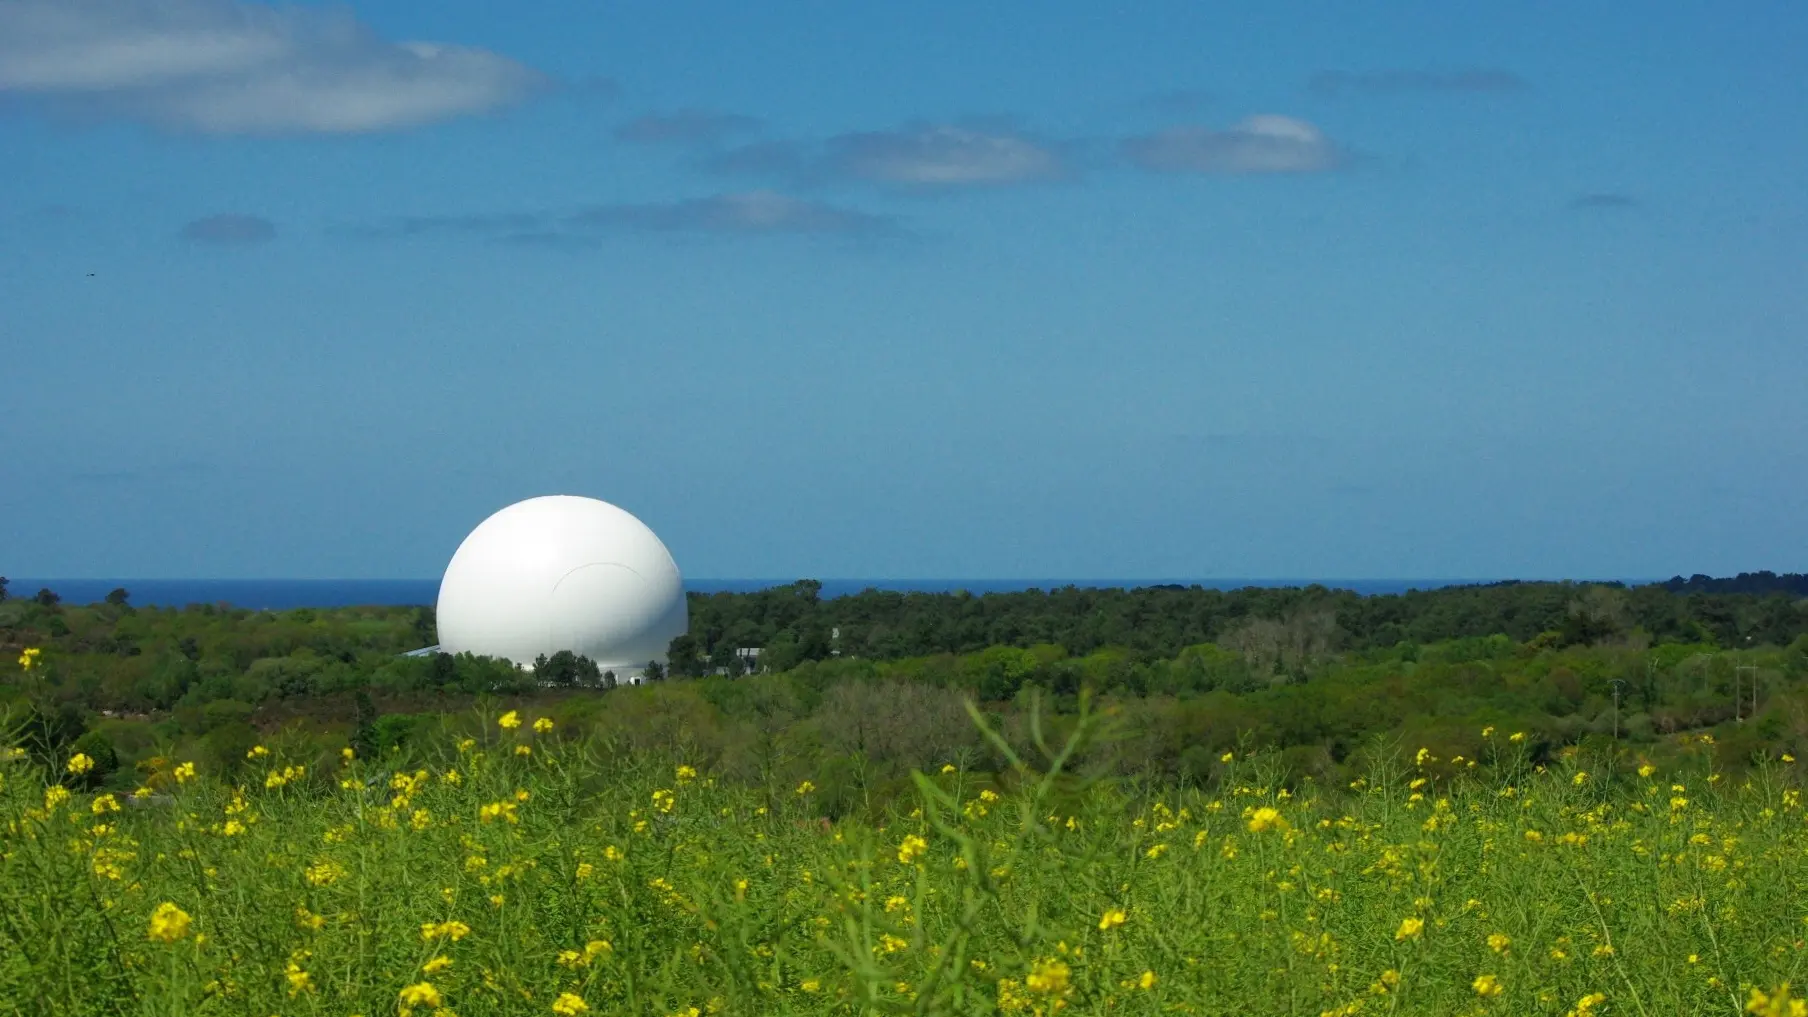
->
1660;572;1808;596
669;578;1808;674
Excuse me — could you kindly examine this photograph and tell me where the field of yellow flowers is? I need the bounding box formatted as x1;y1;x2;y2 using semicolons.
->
4;701;1808;1016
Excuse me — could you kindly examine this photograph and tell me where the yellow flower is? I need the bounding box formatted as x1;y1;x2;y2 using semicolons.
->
1395;917;1424;941
247;745;269;759
897;834;927;865
1137;970;1157;990
675;764;697;782
1026;958;1071;996
800;978;821;993
1473;973;1503;997
584;939;612;960
1247;806;1288;833
1784;754;1797;764
341;747;355;762
1568;992;1607;1015
1414;747;1433;766
796;780;816;795
18;647;42;670
91;793;120;815
575;862;595;879
1509;731;1526;743
1220;751;1234;763
1145;842;1169;859
398;982;443;1009
421;920;471;941
303;860;346;887
533;717;554;733
940;763;957;774
172;761;197;783
1481;725;1496;737
66;753;95;775
1098;908;1127;931
551;992;589;1015
514;744;531;757
498;710;521;730
148;902;192;943
422;955;452;974
1487;932;1511;952
1638;763;1655;777
1573;771;1589;786
1746;985;1807;1017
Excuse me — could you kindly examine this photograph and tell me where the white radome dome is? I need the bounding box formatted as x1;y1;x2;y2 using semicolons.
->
435;496;687;673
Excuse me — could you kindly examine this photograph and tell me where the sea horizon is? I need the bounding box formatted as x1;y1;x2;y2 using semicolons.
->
4;576;1663;611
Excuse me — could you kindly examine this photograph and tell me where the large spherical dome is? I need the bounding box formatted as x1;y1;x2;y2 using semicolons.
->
435;496;687;672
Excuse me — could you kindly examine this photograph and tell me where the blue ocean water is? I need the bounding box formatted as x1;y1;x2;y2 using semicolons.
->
9;577;1519;610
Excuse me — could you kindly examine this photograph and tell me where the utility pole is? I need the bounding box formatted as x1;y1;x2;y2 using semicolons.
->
1736;665;1758;721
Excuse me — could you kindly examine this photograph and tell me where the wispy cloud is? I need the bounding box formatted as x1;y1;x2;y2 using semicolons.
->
614;109;760;145
356;191;900;244
0;0;546;134
825;123;1067;187
1123;116;1341;174
704;139;812;177
706;121;1069;189
1308;68;1528;97
573;192;896;235
1569;193;1638;211
180;212;275;244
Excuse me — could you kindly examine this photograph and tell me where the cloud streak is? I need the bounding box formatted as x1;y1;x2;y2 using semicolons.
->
706;121;1069;189
1123;116;1341;174
574;192;896;235
180;212;276;244
1309;68;1528;97
1569;193;1638;211
826;123;1066;187
0;0;546;134
356;191;900;244
614;109;760;145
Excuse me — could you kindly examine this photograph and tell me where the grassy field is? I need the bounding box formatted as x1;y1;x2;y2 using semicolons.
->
4;700;1807;1016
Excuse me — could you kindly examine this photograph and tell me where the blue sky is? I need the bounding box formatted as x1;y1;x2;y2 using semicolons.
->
3;0;1804;581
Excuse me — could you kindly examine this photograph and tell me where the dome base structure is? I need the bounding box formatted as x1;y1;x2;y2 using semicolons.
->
434;496;688;671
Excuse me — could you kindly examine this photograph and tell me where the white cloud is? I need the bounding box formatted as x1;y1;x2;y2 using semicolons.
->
1123;116;1340;174
0;0;545;134
827;123;1065;186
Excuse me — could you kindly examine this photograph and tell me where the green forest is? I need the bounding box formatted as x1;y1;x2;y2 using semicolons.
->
2;575;1806;816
